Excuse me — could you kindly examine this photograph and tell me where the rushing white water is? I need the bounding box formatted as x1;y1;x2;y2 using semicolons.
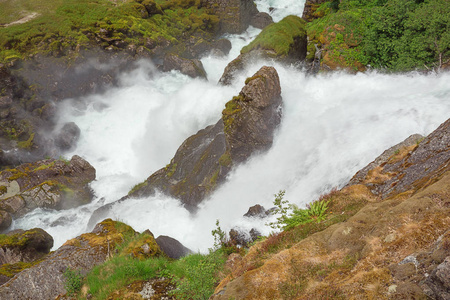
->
12;0;450;252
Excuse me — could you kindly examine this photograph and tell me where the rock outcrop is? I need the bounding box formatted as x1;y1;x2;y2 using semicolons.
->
202;0;259;34
130;66;281;210
0;228;53;285
219;15;307;85
0;155;96;230
348;119;450;199
211;118;450;300
0;219;161;299
163;53;207;79
155;235;192;259
89;66;282;226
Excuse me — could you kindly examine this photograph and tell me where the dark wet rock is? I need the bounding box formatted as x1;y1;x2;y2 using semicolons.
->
250;12;273;29
0;210;12;231
348;118;450;199
0;219;137;299
214;39;232;56
0;228;53;266
163;53;207;78
219;16;307;85
155;235;192;259
203;0;259;34
54;122;81;151
0;155;96;227
90;66;282;224
244;204;267;218
229;228;261;247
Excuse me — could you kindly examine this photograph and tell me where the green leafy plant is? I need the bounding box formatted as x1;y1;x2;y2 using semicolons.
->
63;267;83;296
268;190;330;230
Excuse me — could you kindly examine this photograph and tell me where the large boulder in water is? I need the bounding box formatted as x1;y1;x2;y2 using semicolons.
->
219;15;307;85
129;66;282;210
163;53;207;78
90;66;282;224
0;155;95;230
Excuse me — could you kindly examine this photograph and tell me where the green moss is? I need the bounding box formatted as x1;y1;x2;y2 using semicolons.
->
244;75;264;85
241;15;307;57
0;185;7;196
7;169;28;181
0;260;42;278
218;152;232;167
33;161;55;171
128;181;148;195
166;163;177;177
17;132;35;150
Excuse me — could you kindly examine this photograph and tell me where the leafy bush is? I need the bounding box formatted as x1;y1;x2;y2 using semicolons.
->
268;190;330;230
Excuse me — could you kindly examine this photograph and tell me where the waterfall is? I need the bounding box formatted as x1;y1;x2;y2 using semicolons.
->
12;0;450;252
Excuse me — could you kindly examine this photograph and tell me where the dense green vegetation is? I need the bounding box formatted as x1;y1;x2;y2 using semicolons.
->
308;0;450;71
241;15;306;57
0;0;218;63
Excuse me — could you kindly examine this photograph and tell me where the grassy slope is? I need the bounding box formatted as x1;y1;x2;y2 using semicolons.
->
0;0;218;63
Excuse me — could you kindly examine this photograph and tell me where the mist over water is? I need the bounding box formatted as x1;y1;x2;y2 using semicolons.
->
12;0;450;252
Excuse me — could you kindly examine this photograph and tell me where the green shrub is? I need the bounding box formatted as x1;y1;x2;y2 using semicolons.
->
63;267;83;296
268;190;330;230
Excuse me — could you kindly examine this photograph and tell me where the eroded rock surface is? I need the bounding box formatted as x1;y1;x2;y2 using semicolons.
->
348;119;450;199
0;155;95;230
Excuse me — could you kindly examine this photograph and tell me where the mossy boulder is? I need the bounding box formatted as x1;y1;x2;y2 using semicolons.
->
0;155;96;230
219;15;307;85
0;219;141;299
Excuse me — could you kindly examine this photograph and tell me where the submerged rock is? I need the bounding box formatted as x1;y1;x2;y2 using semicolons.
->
0;155;95;230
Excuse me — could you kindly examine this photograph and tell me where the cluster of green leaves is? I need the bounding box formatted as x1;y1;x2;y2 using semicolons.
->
308;0;450;71
63;268;83;296
268;190;330;231
0;0;218;63
241;15;307;57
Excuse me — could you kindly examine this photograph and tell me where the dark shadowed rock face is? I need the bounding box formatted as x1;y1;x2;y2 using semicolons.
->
251;12;273;29
163;53;207;78
0;155;95;230
0;219;136;299
348;118;450;199
203;0;258;34
54;122;81;151
155;235;192;259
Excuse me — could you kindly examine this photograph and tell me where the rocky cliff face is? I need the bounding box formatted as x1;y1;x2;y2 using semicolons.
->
202;0;259;34
210;118;450;299
0;155;96;230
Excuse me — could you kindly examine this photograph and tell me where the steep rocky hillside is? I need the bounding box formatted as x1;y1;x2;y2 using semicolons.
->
211;119;450;299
